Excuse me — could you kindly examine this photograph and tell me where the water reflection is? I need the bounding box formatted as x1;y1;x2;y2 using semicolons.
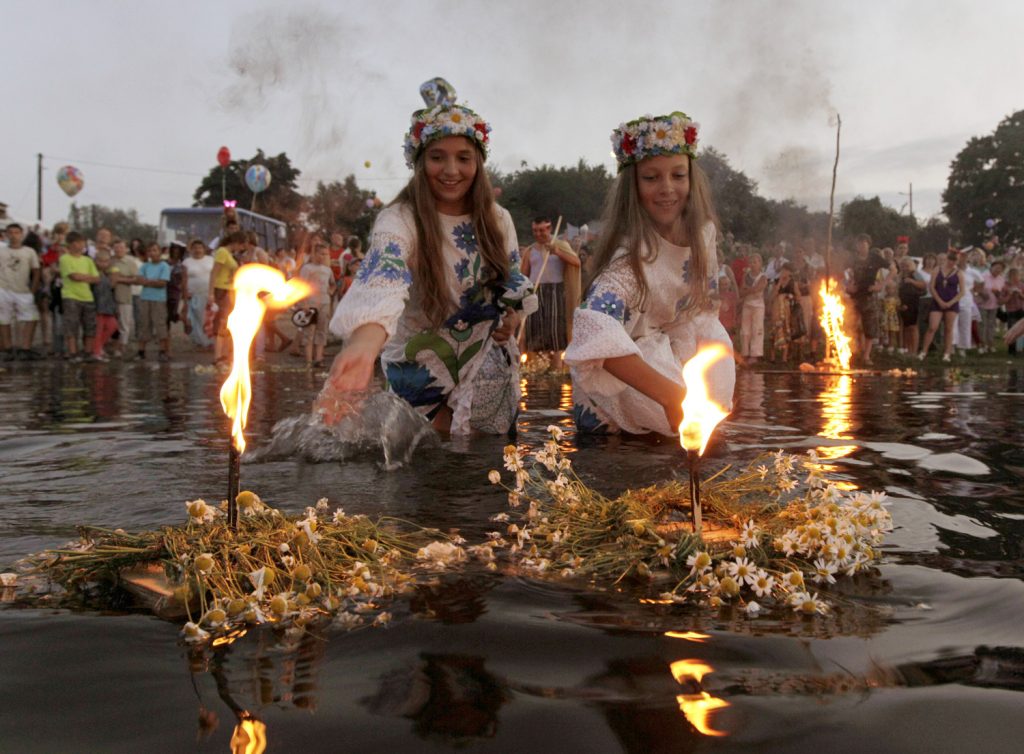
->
817;374;858;460
670;658;730;737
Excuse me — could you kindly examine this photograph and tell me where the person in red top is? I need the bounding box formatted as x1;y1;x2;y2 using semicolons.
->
328;231;348;287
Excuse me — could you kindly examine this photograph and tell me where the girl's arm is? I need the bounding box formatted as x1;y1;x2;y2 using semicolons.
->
321;323;387;394
603;354;684;430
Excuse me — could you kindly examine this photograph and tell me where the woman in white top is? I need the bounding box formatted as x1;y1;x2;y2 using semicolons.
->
564;111;735;436
319;79;534;435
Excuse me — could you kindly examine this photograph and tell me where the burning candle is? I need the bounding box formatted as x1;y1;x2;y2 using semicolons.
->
220;264;311;529
678;344;731;534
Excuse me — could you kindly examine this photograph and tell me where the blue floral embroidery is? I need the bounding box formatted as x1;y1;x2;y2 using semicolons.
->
573;403;607;434
452;222;478;253
445;282;503;330
356;241;411;285
453;257;471;283
385;361;445;408
584;290;630;323
682;258;690;283
509;247;521;266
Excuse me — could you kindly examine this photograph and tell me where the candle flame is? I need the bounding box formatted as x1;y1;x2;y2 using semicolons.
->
679;344;731;455
220;264;311;453
818;278;852;370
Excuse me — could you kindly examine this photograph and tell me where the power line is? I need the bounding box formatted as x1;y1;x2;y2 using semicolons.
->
43;154;204;178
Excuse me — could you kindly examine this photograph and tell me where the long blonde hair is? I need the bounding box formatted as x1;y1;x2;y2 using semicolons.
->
393;146;509;326
585;156;718;313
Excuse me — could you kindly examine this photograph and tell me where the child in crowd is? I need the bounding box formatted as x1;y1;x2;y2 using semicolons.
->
318;79;533;434
58;231;99;359
564;110;735;435
91;250;119;361
882;275;902;353
135;241;171;361
297;242;335;368
109;239;140;356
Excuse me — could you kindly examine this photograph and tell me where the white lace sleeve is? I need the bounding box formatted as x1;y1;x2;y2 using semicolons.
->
564;255;640;396
329;206;414;340
497;209;536;314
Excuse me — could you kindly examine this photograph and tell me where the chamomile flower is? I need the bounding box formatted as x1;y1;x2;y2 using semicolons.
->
812;557;837;585
728;557;757;585
488;469;501;484
751;570;775;598
686;551;713;575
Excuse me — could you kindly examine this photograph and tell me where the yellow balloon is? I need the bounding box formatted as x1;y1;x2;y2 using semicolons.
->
364;160;371;168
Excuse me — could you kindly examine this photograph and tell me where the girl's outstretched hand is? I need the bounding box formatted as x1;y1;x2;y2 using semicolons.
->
314;323;387;424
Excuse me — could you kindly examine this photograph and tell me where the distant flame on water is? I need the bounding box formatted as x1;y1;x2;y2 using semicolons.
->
818;278;852;371
679;344;731;455
670;658;730;736
220;264;311;453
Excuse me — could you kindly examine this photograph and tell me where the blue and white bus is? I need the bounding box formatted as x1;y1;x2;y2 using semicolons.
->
158;207;288;251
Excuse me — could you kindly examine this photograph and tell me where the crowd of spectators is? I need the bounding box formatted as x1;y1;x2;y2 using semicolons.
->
714;233;1024;367
0;219;364;368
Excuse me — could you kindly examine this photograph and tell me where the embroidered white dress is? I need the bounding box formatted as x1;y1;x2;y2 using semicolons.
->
329;204;535;435
565;226;736;436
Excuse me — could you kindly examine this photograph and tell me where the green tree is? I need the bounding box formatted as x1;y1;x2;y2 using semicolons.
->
839;196;916;247
305;175;381;246
700;147;775;243
499;160;613;239
68;203;157;241
914;216;952;255
943;110;1024;246
192;149;304;225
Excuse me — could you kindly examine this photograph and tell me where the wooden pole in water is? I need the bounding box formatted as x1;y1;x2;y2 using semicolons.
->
824;113;841;364
688;450;702;535
825;113;841;285
228;440;240;531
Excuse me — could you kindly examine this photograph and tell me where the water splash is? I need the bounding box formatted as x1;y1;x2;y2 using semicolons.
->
248;392;439;470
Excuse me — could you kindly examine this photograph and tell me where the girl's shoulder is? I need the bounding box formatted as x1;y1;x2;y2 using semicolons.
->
373;203;417;239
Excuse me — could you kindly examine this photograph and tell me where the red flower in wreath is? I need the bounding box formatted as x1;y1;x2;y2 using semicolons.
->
474;122;489;143
413;121;426;141
684;126;697;145
622;133;636;156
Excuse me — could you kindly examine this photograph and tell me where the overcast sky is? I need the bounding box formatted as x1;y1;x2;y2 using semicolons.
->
4;0;1023;231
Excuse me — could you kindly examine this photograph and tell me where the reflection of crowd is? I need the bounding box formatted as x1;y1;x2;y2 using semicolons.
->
0;220;365;368
715;233;1024;367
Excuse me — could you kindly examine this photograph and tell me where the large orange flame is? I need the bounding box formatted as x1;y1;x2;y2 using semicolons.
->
679;343;731;455
818;278;852;370
670;658;730;736
220;264;311;453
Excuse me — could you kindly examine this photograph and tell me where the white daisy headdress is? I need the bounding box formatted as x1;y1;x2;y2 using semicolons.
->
403;77;491;169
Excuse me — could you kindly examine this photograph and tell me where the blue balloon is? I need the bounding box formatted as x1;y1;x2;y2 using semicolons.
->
245;164;272;194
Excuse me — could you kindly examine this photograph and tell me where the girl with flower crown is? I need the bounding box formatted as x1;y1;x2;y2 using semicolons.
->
317;79;534;435
565;112;735;435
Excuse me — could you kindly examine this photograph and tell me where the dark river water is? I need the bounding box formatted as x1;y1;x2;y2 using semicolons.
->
1;359;1023;753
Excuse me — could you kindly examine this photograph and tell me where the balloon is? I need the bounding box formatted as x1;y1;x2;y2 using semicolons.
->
365;198;375;208
364;160;371;168
985;218;996;228
245;164;272;193
217;146;231;168
373;196;383;208
493;187;503;199
56;165;84;197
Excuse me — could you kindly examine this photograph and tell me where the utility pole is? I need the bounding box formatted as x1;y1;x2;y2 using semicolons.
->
908;182;914;221
37;153;43;222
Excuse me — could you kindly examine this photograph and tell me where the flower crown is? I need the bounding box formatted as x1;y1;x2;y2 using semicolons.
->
403;77;491;168
611;111;699;171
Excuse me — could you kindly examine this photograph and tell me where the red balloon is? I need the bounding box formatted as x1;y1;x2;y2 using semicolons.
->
217;146;231;168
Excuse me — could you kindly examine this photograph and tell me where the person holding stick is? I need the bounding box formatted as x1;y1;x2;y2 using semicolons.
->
565;110;735;435
317;78;535;435
520;216;580;371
